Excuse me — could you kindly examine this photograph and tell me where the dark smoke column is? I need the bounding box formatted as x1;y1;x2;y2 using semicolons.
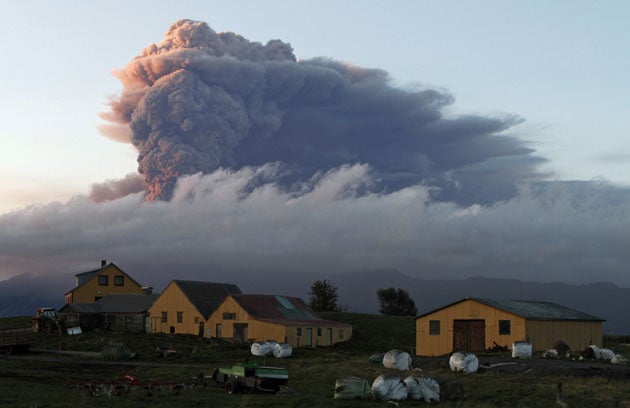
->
104;19;544;205
106;19;296;200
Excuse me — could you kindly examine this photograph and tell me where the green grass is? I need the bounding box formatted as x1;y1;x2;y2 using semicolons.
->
1;312;628;408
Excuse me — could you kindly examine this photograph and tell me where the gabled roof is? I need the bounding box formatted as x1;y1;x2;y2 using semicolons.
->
231;294;351;327
66;262;143;296
60;294;159;314
416;297;605;322
173;280;242;320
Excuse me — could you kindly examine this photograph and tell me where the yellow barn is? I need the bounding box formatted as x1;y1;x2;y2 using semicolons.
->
148;280;242;336
415;298;604;356
208;294;352;347
64;261;144;304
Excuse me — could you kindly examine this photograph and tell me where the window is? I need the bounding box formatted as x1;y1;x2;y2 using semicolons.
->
339;329;344;340
429;320;441;335
114;275;124;286
317;328;322;336
499;320;511;335
222;312;236;320
98;275;108;286
194;317;199;324
296;328;302;336
161;312;167;323
177;312;183;323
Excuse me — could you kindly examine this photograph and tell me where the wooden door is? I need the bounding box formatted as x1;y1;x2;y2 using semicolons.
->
453;319;485;352
234;323;248;342
326;328;333;346
305;328;313;346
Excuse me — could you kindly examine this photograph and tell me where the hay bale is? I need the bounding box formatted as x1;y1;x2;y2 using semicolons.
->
553;341;570;357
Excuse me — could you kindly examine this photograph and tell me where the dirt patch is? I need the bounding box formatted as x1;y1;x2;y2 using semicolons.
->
415;354;630;380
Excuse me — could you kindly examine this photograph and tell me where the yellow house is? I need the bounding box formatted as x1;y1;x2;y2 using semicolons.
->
148;280;242;336
415;298;605;356
208;294;352;347
64;261;144;304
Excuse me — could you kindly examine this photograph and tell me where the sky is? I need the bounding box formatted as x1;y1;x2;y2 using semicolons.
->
1;1;630;288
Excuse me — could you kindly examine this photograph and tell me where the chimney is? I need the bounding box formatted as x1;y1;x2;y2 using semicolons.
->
142;286;153;295
101;260;107;267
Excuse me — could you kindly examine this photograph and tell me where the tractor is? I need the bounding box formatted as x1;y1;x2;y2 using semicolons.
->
32;307;63;334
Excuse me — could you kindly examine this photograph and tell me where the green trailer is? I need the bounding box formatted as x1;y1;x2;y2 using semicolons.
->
212;361;288;394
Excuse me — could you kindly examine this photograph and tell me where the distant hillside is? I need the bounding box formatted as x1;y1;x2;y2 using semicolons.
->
1;269;628;334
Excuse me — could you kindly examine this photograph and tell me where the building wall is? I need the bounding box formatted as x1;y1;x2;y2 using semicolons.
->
415;299;526;356
66;265;142;303
208;296;353;347
102;314;147;333
206;296;252;339
525;320;602;352
148;282;205;336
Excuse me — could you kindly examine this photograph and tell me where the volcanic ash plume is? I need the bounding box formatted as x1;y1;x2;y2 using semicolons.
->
104;19;545;204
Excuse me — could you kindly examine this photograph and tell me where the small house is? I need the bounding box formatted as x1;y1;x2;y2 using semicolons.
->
208;294;352;347
148;280;242;336
64;260;144;304
415;297;605;356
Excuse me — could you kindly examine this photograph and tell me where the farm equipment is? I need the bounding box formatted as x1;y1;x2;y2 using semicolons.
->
32;307;64;334
0;327;32;355
212;361;288;394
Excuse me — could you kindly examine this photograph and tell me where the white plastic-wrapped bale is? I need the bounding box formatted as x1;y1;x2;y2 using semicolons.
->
449;352;479;373
543;349;559;359
371;374;408;401
383;349;412;371
582;345;601;359
272;342;293;358
611;354;628;365
251;342;273;356
404;374;440;402
599;348;615;361
512;341;532;358
333;377;372;400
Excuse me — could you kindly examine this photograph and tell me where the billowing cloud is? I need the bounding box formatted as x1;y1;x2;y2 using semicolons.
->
88;173;145;202
2;165;629;288
102;19;546;204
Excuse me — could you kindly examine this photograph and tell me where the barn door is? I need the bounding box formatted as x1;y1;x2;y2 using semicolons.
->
453;319;485;352
233;323;248;342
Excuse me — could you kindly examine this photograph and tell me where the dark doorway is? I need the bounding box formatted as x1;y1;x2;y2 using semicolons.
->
453;319;485;352
233;323;248;342
198;321;205;337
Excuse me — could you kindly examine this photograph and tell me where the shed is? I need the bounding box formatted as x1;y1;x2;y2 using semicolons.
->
415;297;605;356
60;293;158;333
148;280;242;336
207;294;352;347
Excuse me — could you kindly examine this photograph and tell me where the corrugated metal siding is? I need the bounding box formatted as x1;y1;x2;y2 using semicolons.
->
416;298;604;356
416;299;526;356
525;320;602;352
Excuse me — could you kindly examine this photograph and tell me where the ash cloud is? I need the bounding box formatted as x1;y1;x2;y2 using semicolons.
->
88;173;145;202
2;167;630;289
103;19;546;204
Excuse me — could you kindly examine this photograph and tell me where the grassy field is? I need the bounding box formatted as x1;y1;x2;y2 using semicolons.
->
1;312;628;407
